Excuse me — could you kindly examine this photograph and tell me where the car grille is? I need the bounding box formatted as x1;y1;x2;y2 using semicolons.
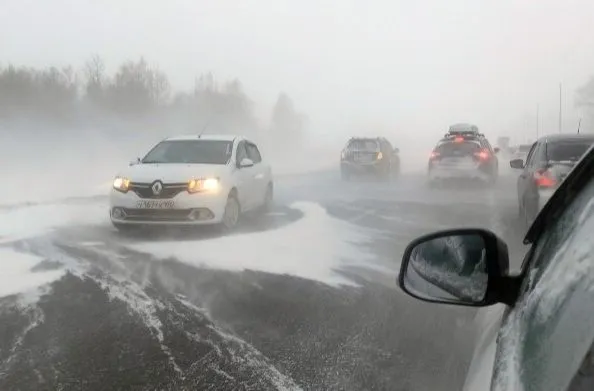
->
129;182;187;199
121;208;193;222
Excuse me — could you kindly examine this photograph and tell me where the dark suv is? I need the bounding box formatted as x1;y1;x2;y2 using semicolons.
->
340;137;400;181
428;126;499;185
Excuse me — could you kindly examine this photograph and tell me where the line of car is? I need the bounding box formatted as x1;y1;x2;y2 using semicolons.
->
107;127;594;389
397;129;594;390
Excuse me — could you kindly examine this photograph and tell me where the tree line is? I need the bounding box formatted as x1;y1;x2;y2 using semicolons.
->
0;56;306;139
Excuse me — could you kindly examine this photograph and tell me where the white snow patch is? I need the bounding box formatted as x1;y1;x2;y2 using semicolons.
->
127;202;375;286
0;248;65;298
0;201;108;243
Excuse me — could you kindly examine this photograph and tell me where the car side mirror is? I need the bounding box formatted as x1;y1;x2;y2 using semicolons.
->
510;158;524;169
393;147;400;154
239;158;254;168
494;147;500;154
129;157;141;166
398;228;520;307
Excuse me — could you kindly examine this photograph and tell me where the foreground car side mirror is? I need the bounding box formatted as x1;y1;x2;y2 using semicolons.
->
129;157;141;166
398;228;521;307
393;147;400;154
510;158;524;169
239;158;254;168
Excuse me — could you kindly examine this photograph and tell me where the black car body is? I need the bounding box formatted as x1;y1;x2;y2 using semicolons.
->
340;137;400;180
428;126;499;184
510;134;594;227
398;140;594;390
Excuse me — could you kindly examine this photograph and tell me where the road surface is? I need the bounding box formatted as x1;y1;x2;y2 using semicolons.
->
0;170;528;391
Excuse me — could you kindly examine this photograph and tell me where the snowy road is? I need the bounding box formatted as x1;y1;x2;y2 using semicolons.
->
0;170;528;391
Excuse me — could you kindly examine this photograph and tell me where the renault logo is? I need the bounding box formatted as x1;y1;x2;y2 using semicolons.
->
151;181;163;195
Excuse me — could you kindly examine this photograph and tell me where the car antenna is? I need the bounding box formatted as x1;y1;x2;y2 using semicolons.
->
198;116;213;138
577;118;582;134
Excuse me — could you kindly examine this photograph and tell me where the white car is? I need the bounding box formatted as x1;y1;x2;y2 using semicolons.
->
109;134;273;230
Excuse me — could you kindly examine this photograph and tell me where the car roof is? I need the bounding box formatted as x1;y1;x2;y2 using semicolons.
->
163;134;241;142
349;137;382;141
539;134;594;143
525;141;594;244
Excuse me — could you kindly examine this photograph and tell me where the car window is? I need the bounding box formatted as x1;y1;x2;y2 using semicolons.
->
546;140;594;163
491;175;594;391
246;143;262;163
524;142;538;167
481;139;493;152
347;139;379;151
236;141;248;163
528;142;545;168
435;141;480;156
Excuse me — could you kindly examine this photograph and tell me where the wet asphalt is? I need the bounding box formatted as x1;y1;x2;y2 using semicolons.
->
0;169;528;391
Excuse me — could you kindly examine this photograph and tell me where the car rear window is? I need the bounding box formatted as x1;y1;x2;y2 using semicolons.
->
435;141;480;156
347;139;379;151
547;140;594;162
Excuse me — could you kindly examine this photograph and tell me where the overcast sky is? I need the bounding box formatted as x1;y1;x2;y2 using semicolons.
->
2;0;594;143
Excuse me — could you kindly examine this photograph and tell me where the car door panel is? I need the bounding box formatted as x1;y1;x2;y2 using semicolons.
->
234;141;256;210
462;305;507;391
246;143;267;205
491;174;594;391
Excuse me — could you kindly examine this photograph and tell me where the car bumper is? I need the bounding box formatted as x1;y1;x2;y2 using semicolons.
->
109;189;227;226
538;188;555;212
429;165;489;181
341;160;384;173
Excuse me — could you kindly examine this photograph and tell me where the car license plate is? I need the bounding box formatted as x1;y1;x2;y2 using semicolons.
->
136;200;175;209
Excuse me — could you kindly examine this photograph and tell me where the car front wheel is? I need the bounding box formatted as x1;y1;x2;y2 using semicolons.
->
222;194;241;230
261;184;274;213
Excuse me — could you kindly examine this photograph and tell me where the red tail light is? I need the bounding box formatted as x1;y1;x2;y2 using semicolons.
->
430;151;440;159
534;169;557;188
454;137;464;143
474;149;490;160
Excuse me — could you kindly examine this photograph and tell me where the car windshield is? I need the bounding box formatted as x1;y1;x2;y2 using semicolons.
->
142;140;233;164
436;141;480;156
547;140;594;162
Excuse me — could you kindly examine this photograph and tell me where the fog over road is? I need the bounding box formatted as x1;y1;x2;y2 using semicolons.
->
0;169;528;391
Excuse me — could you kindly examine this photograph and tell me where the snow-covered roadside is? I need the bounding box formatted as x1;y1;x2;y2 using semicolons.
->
0;248;65;298
0;196;376;299
126;202;376;286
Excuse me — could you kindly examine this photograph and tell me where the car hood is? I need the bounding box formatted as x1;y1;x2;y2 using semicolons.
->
118;163;230;183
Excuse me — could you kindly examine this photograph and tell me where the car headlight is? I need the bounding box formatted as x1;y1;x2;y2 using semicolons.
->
188;178;220;193
113;177;130;193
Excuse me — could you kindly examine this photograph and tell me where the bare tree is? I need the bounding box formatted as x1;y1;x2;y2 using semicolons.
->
83;55;106;104
84;55;105;86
